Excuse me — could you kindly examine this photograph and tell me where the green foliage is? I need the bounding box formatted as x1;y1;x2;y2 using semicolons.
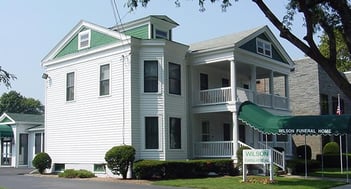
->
286;159;320;174
236;146;251;170
319;30;351;72
58;169;95;178
0;67;16;89
323;141;340;155
105;145;135;179
0;91;43;114
32;152;52;174
133;159;238;179
296;145;312;160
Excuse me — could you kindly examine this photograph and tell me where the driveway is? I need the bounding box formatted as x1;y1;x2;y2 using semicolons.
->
0;168;189;189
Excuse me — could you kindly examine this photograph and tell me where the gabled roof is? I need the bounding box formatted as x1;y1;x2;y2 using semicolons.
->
42;20;130;64
0;113;44;125
189;25;294;65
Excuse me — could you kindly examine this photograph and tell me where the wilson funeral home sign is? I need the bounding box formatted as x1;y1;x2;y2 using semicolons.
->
242;149;274;181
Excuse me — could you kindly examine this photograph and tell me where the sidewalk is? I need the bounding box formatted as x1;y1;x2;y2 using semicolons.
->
284;175;351;189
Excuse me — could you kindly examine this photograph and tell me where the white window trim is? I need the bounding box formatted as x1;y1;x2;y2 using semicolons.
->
168;62;182;96
65;71;76;102
99;63;111;97
168;116;183;150
78;29;91;50
142;115;163;151
256;38;272;58
142;60;161;94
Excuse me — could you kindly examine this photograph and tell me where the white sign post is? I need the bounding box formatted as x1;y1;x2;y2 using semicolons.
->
242;149;273;182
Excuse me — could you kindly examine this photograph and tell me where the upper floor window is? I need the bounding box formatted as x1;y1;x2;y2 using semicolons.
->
144;60;158;92
256;38;272;57
66;72;75;101
169;63;181;95
100;64;110;96
155;29;168;39
78;30;91;50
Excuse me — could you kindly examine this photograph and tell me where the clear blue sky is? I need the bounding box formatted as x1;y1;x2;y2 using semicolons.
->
0;0;306;103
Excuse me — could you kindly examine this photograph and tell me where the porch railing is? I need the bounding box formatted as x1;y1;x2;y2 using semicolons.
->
197;87;289;110
258;142;286;171
194;141;234;158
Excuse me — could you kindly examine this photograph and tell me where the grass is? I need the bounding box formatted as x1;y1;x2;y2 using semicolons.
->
309;168;351;178
153;176;346;189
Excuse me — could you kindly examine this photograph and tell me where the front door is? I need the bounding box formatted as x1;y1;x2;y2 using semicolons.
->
1;138;12;166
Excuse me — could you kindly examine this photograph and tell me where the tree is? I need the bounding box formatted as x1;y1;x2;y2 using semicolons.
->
126;0;351;100
0;67;16;89
105;145;135;179
319;30;351;72
0;91;44;114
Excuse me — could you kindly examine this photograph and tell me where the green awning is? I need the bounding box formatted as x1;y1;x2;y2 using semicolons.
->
0;124;13;137
238;101;351;135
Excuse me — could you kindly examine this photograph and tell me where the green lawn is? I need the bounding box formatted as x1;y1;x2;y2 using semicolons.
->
153;176;346;189
308;168;351;178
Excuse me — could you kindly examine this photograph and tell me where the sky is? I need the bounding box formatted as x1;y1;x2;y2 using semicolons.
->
0;0;307;103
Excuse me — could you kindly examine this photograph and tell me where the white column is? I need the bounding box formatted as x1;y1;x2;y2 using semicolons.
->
285;75;290;110
230;60;236;104
230;60;239;161
250;65;256;103
270;71;274;108
232;112;239;161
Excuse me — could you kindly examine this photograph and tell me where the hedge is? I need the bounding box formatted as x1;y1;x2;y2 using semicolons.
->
133;159;238;179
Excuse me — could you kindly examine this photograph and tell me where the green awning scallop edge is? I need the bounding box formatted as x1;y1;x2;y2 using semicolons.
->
238;101;351;135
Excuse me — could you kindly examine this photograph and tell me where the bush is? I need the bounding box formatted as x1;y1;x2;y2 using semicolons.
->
236;146;251;171
323;142;339;155
296;145;312;160
105;145;135;179
32;152;52;174
133;159;238;179
286;159;320;174
58;169;95;178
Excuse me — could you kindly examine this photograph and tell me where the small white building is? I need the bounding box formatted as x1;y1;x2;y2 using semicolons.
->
41;15;294;174
0;113;44;168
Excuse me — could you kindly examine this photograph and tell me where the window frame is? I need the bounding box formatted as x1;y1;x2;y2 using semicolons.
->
169;62;181;95
99;64;111;96
66;72;75;101
256;38;272;58
34;132;45;154
155;29;168;39
78;29;91;50
169;117;181;149
94;164;106;173
144;60;159;93
145;116;159;150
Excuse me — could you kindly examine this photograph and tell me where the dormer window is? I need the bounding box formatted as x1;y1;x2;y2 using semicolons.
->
155;29;168;39
78;30;91;50
256;38;272;57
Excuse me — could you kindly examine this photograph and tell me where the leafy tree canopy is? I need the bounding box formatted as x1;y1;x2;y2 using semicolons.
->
0;91;43;115
0;67;16;89
125;0;351;100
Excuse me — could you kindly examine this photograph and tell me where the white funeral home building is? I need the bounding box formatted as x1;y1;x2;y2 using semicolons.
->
41;15;295;174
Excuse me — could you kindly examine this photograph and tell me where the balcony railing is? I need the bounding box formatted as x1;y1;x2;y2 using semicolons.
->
197;87;289;110
194;141;234;158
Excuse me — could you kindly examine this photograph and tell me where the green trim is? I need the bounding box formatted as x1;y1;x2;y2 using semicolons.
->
55;28;119;59
238;101;351;135
0;117;12;124
124;25;149;39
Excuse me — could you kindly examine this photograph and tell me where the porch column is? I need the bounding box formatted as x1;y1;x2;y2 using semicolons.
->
250;65;256;103
230;60;236;103
269;71;274;108
285;75;290;110
232;112;239;162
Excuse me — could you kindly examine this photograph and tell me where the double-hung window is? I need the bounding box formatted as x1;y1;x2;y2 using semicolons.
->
35;133;44;154
66;72;75;101
144;60;158;92
78;30;91;50
100;64;110;96
145;117;159;149
169;63;181;95
256;38;272;57
170;117;181;149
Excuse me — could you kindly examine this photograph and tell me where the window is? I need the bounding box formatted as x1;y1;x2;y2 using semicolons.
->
169;63;181;95
256;38;272;57
100;64;110;96
145;117;159;149
170;117;181;149
54;164;65;172
222;78;229;87
94;164;106;173
320;94;329;115
201;121;210;141
19;134;28;165
35;133;44;154
155;29;168;39
144;61;158;92
223;123;231;141
66;72;75;101
200;73;208;90
78;30;91;49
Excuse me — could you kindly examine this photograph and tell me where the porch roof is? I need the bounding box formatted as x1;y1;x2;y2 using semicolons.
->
238;101;351;135
0;125;13;137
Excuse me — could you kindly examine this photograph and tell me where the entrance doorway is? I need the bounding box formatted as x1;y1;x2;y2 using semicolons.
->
1;138;12;166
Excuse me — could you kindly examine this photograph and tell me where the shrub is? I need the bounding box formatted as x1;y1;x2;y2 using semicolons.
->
32;152;52;174
58;169;95;178
286;159;320;174
236;146;251;171
323;141;339;155
296;145;312;160
105;145;135;179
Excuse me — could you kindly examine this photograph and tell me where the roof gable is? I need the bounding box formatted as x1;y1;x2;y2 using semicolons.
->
42;20;129;62
0;113;44;125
